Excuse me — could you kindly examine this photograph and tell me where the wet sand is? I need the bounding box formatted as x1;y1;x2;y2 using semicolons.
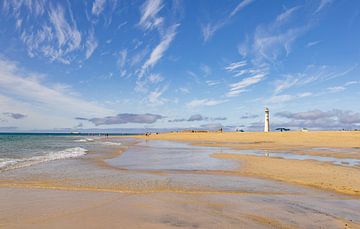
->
213;153;360;196
2;187;359;229
133;131;360;196
1;136;360;228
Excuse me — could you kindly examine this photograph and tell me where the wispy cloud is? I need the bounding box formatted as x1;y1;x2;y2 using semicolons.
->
139;24;179;78
187;114;208;121
3;112;27;119
147;85;168;106
138;0;164;30
201;0;254;42
327;86;345;93
315;0;333;14
187;99;227;108
0;58;112;127
239;5;310;64
14;2;82;64
47;3;82;63
82;113;165;126
168;114;227;122
273;76;300;94
206;80;220;86
267;92;312;104
275;109;360;130
148;73;164;83
240;114;259;119
225;61;247;72
272;65;358;95
306;40;321;47
327;80;359;93
178;87;190;94
201;22;226;43
92;0;106;16
230;0;255;17
118;49;127;77
200;64;212;76
85;28;98;59
226;74;265;97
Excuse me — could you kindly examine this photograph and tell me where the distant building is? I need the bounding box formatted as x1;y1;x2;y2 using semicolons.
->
264;107;270;132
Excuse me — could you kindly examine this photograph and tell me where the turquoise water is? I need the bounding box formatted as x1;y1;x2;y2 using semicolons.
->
0;133;127;172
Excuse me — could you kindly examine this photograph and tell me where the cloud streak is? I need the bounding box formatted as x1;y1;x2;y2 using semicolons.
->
3;112;27;119
202;0;254;42
138;0;164;30
187;99;227;108
226;74;265;97
83;113;165;126
275;109;360;130
140;24;179;78
92;0;106;16
0;58;112;123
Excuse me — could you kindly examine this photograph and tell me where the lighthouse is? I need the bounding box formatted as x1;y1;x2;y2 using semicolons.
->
264;107;270;132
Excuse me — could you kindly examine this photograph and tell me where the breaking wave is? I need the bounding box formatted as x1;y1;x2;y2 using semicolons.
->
0;147;88;172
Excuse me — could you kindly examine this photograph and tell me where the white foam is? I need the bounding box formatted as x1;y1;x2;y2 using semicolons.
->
74;138;94;142
0;147;88;172
101;141;122;146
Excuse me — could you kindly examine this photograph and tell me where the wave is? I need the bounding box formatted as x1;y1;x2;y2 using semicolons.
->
0;147;88;172
101;141;122;146
74;138;94;142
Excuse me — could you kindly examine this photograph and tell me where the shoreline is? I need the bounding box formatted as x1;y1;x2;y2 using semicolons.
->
2;134;360;228
128;131;360;196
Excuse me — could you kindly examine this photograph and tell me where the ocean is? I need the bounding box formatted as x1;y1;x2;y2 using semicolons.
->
0;133;129;172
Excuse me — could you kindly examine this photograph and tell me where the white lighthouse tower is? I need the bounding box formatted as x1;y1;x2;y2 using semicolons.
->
264;107;270;132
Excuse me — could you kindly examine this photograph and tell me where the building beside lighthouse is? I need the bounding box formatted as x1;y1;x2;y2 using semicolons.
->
264;107;270;132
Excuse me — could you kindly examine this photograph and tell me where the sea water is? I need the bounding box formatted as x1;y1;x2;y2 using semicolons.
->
0;133;126;172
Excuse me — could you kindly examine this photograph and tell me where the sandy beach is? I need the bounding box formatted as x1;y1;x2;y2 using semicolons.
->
1;133;360;228
133;131;360;196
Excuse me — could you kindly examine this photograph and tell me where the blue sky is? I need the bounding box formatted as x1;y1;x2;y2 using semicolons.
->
0;0;359;132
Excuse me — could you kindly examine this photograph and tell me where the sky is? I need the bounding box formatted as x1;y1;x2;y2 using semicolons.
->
0;0;360;132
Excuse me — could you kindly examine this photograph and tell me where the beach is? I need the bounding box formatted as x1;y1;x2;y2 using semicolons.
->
1;132;360;228
134;131;360;196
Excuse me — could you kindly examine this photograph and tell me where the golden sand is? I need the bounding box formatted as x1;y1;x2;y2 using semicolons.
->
132;131;360;149
213;153;360;196
132;131;360;196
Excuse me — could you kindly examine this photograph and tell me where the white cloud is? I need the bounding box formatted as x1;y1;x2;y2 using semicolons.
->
140;24;179;78
241;5;309;64
118;49;127;77
272;65;359;95
253;25;308;63
17;3;82;64
327;86;345;93
202;0;254;42
225;61;247;72
48;4;81;57
267;92;312;104
92;0;106;16
85;29;98;59
201;22;225;43
179;87;190;94
229;0;254;18
200;64;212;76
147;86;168;105
138;0;164;30
315;0;333;14
275;6;300;24
273;76;299;94
0;58;112;128
187;99;227;108
306;40;321;47
148;73;163;83
206;80;220;86
226;74;265;97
